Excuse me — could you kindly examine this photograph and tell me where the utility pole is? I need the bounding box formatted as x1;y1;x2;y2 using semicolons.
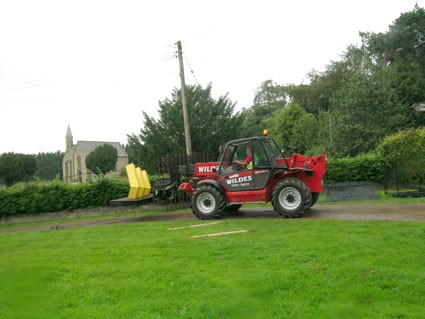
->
177;41;192;157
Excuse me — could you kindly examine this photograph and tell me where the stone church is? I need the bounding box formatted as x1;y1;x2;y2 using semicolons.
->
62;126;128;183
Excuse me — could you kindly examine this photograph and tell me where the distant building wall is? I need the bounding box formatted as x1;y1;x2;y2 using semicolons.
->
62;127;128;183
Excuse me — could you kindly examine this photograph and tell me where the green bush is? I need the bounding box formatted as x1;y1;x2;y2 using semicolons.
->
0;179;129;217
325;127;425;185
325;153;384;183
375;127;425;185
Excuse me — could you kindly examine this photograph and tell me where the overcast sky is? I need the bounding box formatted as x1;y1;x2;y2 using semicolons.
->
0;0;424;154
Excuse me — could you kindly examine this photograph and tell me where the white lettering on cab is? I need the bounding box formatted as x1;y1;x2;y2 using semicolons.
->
198;166;218;173
225;175;252;185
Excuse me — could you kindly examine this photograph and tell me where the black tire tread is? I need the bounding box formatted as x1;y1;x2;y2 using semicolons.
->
307;192;320;209
191;185;226;220
271;177;311;218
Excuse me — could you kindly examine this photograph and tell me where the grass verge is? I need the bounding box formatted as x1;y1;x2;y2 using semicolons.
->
0;218;424;319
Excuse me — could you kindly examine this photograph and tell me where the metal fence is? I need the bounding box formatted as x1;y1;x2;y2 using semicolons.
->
154;152;216;211
157;152;215;176
383;168;425;197
324;181;379;202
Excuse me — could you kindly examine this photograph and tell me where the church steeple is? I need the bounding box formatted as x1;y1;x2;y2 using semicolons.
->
66;125;73;151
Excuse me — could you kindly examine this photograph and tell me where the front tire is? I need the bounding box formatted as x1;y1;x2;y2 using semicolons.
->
307;193;320;209
272;178;311;218
191;185;226;220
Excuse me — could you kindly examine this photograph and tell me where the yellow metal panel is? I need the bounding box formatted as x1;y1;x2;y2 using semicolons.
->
126;163;152;199
125;163;140;200
135;167;145;198
141;170;151;196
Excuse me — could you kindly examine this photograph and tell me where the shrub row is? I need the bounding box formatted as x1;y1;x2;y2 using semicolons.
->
325;153;384;183
0;178;129;217
0;154;387;217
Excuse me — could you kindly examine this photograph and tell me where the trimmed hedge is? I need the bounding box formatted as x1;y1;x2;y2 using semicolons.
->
325;153;384;183
0;154;386;217
0;178;129;217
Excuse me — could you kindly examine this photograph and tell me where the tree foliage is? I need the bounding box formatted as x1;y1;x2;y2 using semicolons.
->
240;80;287;137
85;144;118;175
0;153;37;186
361;5;425;69
330;66;406;156
280;5;425;157
34;151;64;181
375;127;425;185
252;80;288;108
268;101;319;153
359;5;425;127
286;56;354;117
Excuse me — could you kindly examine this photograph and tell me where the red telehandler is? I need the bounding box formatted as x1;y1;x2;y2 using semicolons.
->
177;132;327;219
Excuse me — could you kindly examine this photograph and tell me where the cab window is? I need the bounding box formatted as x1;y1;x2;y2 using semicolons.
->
220;145;236;171
263;139;287;168
252;139;270;168
219;142;252;173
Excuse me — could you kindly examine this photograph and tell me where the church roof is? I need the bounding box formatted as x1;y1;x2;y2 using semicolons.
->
77;141;127;157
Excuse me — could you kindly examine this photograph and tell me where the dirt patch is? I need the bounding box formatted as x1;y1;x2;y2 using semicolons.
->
305;202;425;222
1;202;425;233
226;202;425;222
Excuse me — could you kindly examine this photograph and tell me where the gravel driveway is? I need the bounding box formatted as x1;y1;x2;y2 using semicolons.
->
1;202;425;233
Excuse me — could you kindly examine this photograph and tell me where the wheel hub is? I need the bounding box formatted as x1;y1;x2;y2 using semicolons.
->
279;187;301;210
197;192;216;214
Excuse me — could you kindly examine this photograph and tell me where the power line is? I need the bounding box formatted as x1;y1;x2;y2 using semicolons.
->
0;81;49;93
163;54;177;61
0;95;52;107
0;74;32;83
170;41;199;86
183;53;199;86
0;77;49;91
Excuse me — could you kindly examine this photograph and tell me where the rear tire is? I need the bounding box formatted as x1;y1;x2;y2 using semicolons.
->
191;185;226;220
272;178;311;218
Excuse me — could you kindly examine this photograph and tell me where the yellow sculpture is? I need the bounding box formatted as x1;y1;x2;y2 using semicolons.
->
125;163;151;200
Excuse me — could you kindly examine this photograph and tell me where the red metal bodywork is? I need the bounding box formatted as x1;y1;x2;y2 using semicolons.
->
193;162;220;179
178;153;327;205
287;153;327;193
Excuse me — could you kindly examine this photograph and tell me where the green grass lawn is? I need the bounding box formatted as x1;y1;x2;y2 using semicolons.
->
1;218;424;319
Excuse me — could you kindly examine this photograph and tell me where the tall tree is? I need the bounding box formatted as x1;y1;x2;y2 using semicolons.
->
269;101;319;153
127;84;242;173
284;5;425;157
360;5;425;125
328;6;425;156
389;5;425;68
330;67;406;156
286;42;371;118
362;5;425;69
240;80;287;137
